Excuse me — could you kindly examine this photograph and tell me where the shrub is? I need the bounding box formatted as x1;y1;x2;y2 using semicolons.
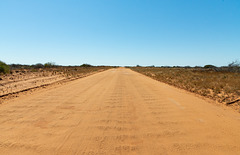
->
44;62;56;68
32;63;44;69
228;60;240;72
0;61;10;74
204;64;216;68
228;60;240;67
80;64;92;67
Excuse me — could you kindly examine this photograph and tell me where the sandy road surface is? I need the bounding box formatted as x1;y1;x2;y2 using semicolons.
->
0;68;240;155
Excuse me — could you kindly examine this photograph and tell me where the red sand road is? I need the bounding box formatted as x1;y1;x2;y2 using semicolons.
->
0;68;240;154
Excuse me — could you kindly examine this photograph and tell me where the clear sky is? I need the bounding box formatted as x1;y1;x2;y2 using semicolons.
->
0;0;240;66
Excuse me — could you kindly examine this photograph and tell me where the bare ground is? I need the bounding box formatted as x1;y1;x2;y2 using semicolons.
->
0;68;240;154
0;67;106;97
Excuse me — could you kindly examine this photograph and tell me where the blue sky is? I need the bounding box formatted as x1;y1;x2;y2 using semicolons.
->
0;0;240;66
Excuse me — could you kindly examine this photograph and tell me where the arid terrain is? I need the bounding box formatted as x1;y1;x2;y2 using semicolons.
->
0;68;240;154
0;66;109;98
132;67;240;110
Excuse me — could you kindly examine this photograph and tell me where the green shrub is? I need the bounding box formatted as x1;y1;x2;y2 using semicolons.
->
80;64;92;67
204;64;216;68
44;62;56;68
0;61;10;74
33;63;44;68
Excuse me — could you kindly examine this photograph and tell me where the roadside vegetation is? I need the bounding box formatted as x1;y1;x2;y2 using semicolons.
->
2;62;112;77
0;61;113;81
131;61;240;108
0;61;10;74
0;61;113;99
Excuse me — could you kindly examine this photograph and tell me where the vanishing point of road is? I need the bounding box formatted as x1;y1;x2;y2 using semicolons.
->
0;68;240;154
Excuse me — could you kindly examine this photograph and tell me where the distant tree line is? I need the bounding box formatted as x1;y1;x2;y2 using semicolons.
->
1;59;240;74
9;62;57;70
8;62;96;70
134;60;240;73
0;61;107;74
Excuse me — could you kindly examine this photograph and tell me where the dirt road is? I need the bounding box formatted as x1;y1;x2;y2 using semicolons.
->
0;68;240;154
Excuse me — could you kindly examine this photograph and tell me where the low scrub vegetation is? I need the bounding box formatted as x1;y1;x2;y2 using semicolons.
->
131;65;240;106
0;62;113;98
2;62;112;77
0;61;10;74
